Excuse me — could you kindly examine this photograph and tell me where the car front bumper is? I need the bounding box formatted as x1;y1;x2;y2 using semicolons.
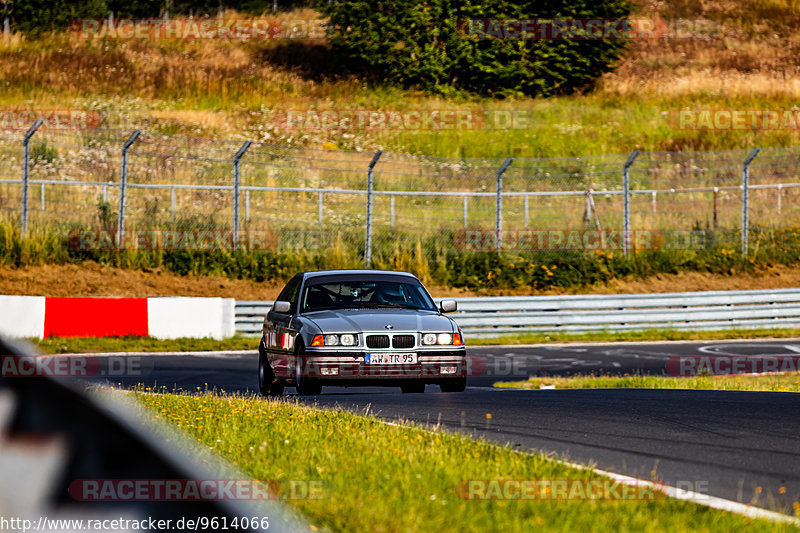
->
293;349;467;382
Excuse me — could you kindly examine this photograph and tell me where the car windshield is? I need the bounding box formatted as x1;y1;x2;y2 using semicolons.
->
300;278;437;313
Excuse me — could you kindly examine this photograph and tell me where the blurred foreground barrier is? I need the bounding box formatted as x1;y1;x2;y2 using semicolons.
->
235;288;800;338
0;337;306;531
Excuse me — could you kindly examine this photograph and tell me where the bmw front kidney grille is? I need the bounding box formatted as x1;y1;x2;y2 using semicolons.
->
391;335;415;349
366;335;390;349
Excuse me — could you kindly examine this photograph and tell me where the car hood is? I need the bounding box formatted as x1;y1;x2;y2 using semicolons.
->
302;308;456;333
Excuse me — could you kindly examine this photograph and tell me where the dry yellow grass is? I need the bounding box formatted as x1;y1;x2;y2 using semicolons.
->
2;2;800;154
601;0;800;99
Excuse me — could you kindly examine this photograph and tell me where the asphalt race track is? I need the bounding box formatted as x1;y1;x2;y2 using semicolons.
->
81;339;800;515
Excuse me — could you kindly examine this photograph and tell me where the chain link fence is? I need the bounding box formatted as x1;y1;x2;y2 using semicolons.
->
1;125;798;264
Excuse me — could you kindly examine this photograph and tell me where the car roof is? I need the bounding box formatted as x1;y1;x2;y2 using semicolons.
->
301;269;418;280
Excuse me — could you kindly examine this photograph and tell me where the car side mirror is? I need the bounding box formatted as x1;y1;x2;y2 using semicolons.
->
272;300;291;314
439;300;457;313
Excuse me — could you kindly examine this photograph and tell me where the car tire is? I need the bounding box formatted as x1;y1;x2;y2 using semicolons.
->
439;378;467;393
258;341;285;397
400;383;425;394
294;339;323;396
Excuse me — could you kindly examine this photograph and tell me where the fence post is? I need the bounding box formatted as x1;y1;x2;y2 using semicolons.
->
622;150;640;257
495;157;514;251
390;194;395;228
21;119;44;237
524;195;529;228
713;187;719;229
117;130;141;248
318;191;323;225
365;150;383;267
742;147;760;257
463;196;468;229
651;191;656;218
232;140;253;246
246;189;251;223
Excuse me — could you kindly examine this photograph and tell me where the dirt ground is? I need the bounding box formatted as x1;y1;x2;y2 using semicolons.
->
1;262;799;298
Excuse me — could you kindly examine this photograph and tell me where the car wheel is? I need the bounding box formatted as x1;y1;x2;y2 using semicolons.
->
439;378;467;393
258;344;284;397
294;339;322;396
400;383;425;394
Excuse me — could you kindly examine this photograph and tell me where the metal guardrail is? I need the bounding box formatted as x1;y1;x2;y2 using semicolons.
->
235;288;800;338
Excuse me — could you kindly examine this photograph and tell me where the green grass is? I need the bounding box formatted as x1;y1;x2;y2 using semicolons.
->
494;372;800;393
29;328;800;354
3;2;800;158
5;215;800;293
466;328;800;346
134;391;799;532
33;335;256;354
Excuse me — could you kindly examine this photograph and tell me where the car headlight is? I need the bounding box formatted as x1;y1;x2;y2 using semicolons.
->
422;333;437;345
422;333;460;345
323;334;340;346
312;334;358;347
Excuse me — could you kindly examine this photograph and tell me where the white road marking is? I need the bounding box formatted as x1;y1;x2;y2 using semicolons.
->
50;350;257;358
560;460;800;525
377;416;799;524
698;343;800;356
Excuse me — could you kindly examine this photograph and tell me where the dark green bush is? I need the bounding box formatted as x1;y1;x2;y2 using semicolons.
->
9;0;317;36
11;0;108;36
321;0;633;97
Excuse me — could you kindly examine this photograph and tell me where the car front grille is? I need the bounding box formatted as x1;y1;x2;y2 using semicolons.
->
366;335;390;349
392;335;415;349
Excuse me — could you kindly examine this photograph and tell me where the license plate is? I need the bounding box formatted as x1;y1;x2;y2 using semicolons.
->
366;353;417;364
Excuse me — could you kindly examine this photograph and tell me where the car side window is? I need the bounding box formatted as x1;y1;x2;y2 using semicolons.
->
276;275;302;314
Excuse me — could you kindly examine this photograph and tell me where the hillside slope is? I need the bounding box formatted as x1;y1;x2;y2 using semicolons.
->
1;1;799;157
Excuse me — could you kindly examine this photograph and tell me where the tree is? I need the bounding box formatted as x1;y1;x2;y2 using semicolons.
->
320;0;633;97
12;0;108;35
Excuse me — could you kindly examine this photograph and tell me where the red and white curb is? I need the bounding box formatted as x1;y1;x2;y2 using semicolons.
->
0;296;235;340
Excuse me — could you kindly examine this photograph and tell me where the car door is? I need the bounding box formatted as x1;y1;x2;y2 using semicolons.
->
265;274;302;378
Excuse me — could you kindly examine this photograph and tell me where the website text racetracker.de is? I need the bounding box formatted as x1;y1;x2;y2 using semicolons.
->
458;18;721;40
68;229;278;252
452;229;710;252
1;355;147;378
274;109;536;131
0;516;269;532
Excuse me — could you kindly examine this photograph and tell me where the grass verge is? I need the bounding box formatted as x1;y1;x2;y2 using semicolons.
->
28;327;800;354
134;391;798;532
494;373;800;393
466;328;800;346
32;335;256;354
